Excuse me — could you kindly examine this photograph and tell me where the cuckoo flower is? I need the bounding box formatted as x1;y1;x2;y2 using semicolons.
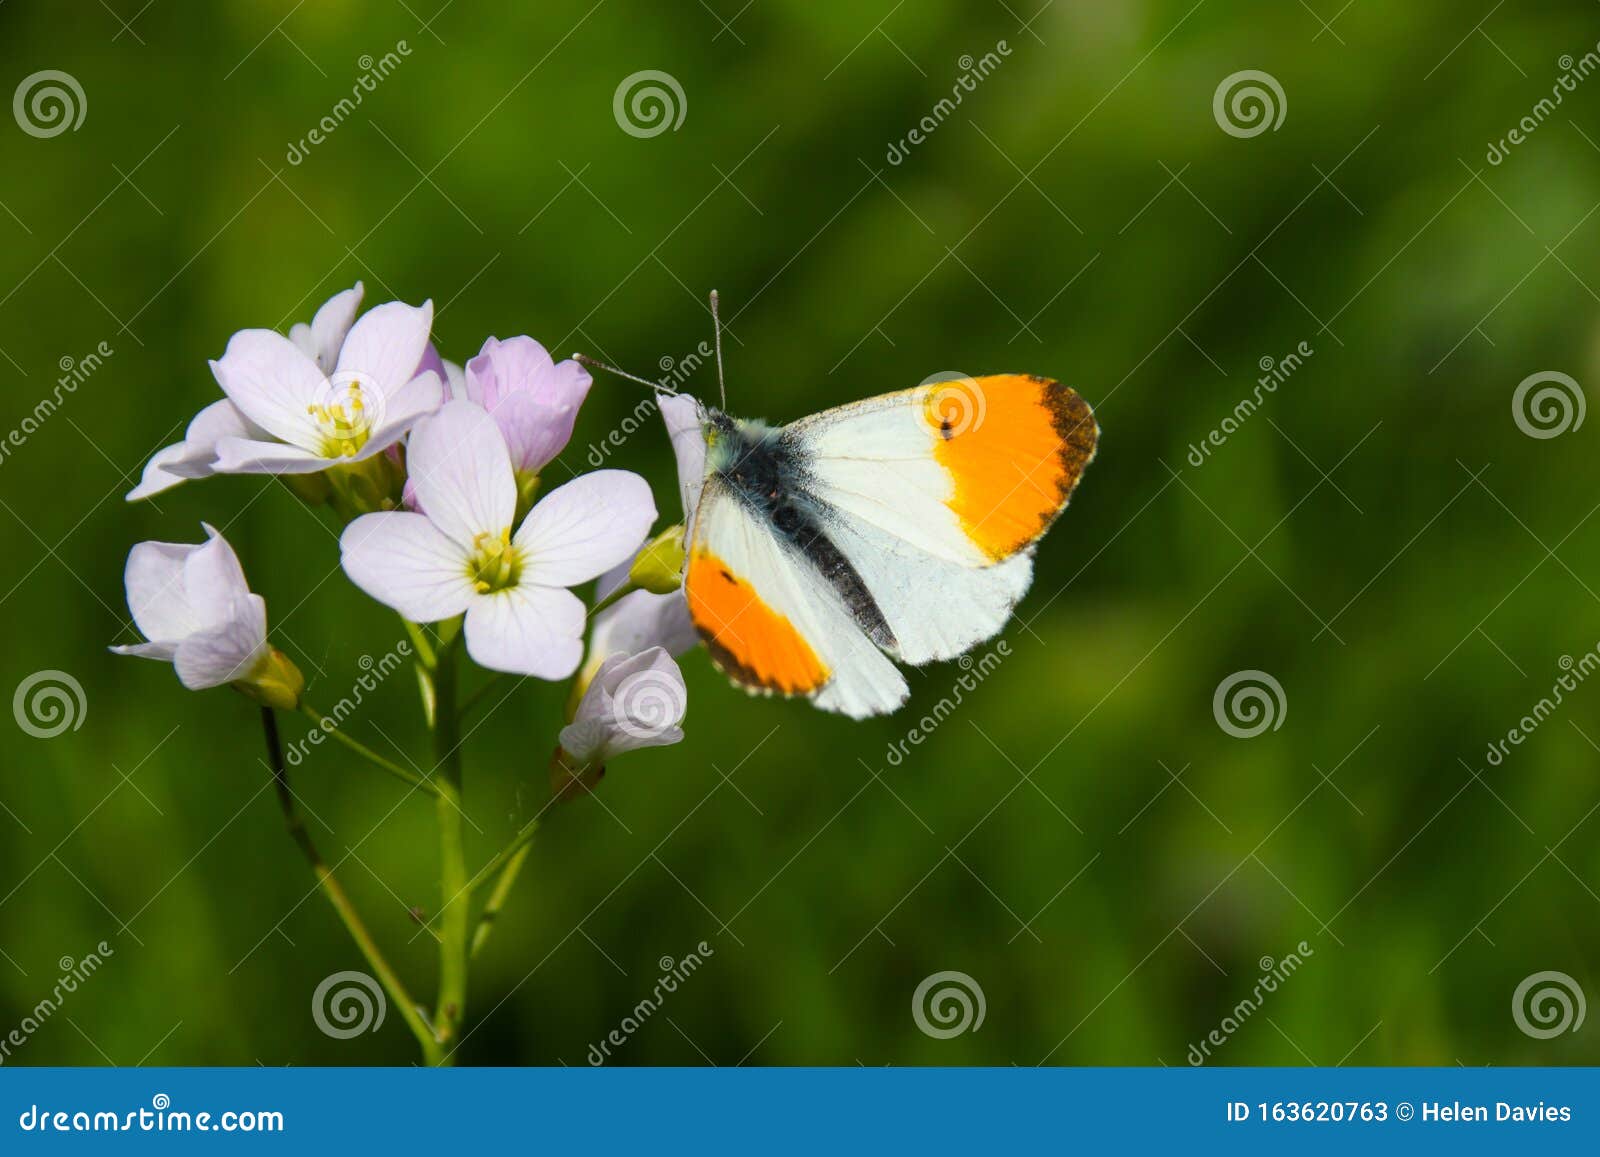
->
577;391;705;674
110;524;302;706
127;284;368;501
340;400;657;678
560;647;687;768
210;298;442;475
463;336;593;478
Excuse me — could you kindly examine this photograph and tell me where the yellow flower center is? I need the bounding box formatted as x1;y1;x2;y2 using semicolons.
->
466;528;522;594
307;380;373;458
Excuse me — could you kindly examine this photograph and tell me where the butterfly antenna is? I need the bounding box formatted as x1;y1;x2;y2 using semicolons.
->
572;352;677;396
709;288;727;410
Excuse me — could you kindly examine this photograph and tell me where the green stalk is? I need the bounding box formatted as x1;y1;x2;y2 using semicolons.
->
430;640;470;1063
259;707;442;1065
299;703;438;796
470;843;532;959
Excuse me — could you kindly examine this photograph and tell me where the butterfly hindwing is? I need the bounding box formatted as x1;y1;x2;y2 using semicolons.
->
684;475;908;718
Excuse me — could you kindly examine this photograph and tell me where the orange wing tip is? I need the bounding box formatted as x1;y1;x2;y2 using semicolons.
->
930;373;1098;561
685;550;831;697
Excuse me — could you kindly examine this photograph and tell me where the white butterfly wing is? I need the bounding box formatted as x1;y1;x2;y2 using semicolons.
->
788;374;1097;665
684;475;908;719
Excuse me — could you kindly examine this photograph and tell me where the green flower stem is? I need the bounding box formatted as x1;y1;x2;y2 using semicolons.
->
298;703;439;797
470;843;532;960
400;617;437;669
430;639;471;1063
588;580;636;621
467;815;542;898
259;707;442;1065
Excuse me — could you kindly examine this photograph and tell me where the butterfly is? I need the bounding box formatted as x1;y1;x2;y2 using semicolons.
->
581;296;1099;718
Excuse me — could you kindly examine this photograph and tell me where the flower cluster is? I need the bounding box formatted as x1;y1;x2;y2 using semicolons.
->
114;284;694;776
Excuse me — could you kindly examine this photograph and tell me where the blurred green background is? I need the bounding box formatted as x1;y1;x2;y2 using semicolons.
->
2;0;1599;1067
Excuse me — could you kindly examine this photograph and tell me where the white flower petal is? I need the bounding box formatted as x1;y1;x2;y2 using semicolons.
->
212;437;331;475
515;470;657;588
340;511;475;622
462;584;585;678
109;640;178;662
443;359;467;399
556;718;611;766
406;400;516;547
562;647;687;764
660;393;707;521
182;524;252;627
209;329;328;450
297;282;365;373
591;588;697;661
126;442;192;501
124;539;202;643
172;593;268;689
127;399;265;500
184;398;263;458
335;299;433;398
363;370;445;451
